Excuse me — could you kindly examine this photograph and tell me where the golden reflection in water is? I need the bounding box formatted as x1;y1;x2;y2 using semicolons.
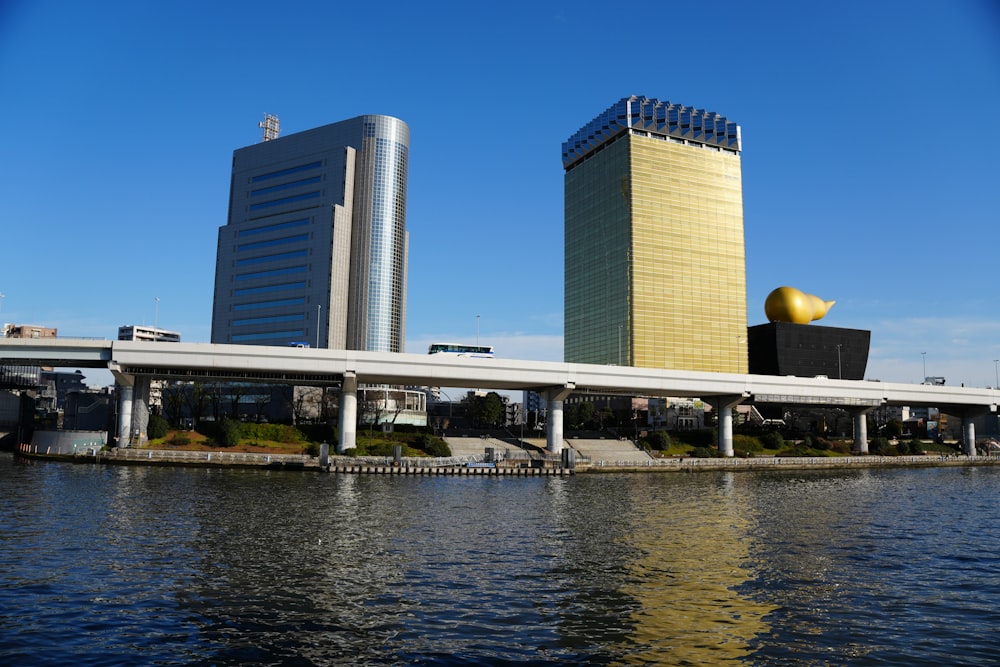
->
617;473;777;664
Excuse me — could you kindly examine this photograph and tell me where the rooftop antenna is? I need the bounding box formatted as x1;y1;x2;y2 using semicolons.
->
259;114;280;142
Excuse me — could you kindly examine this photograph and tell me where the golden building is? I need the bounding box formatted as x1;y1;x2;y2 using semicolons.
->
563;96;747;372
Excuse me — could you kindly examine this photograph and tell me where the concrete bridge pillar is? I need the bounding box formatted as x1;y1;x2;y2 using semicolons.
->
963;417;977;456
952;405;995;456
132;376;151;447
109;366;151;447
338;372;357;453
113;374;134;447
544;384;575;455
712;394;749;457
852;407;873;454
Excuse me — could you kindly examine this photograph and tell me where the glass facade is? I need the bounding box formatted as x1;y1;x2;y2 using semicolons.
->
564;97;747;373
212;115;409;353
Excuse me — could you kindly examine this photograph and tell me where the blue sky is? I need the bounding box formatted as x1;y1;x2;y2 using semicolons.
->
1;0;998;389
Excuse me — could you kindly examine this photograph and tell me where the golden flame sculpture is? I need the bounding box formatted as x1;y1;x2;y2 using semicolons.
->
764;286;835;324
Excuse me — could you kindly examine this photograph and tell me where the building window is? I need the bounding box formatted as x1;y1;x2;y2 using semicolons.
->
233;298;306;311
232;314;305;327
238;219;310;237
249;191;320;211
235;266;307;281
250;161;322;183
250;176;322;197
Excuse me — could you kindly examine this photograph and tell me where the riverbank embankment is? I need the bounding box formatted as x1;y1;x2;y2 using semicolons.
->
14;442;1000;474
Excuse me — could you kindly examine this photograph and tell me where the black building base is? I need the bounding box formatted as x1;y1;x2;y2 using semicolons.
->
748;322;871;380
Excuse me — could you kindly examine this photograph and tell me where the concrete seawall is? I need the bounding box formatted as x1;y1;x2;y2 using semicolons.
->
14;443;1000;474
13;443;572;475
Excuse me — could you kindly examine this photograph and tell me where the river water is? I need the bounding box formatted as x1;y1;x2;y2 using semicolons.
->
2;453;999;666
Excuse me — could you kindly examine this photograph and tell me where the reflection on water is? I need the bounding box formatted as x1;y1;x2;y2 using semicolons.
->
616;473;776;664
3;455;1000;665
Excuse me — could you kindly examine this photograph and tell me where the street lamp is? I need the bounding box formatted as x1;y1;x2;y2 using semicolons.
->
921;352;926;382
994;359;998;389
836;344;842;380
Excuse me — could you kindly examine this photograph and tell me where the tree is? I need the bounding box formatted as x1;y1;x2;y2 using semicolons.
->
577;401;596;429
183;383;210;426
163;384;185;426
217;418;242;447
884;420;903;438
646;431;671;451
465;392;504;428
228;383;246;420
147;413;170;440
563;403;579;429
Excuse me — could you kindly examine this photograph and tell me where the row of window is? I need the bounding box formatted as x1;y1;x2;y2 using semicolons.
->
250;176;322;198
249;191;320;211
251;161;322;183
235;250;308;267
238;218;310;237
238;234;310;252
232;313;305;327
234;281;306;296
231;330;305;342
233;297;306;311
235;266;307;281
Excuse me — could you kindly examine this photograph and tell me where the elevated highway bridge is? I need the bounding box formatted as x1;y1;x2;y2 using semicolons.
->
1;338;996;456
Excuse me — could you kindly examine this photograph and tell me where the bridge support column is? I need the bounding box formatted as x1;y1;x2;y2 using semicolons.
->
712;394;749;457
131;376;151;447
544;384;575;455
963;417;977;456
112;371;134;447
852;407;873;454
338;372;357;453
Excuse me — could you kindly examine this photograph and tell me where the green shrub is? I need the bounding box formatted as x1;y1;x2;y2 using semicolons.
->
411;433;451;457
733;434;762;453
691;446;717;458
217;418;242;448
760;431;784;450
646;431;671;451
241;422;303;443
298;423;336;443
147;414;170;440
355;441;399;457
869;437;891;455
686;429;717;447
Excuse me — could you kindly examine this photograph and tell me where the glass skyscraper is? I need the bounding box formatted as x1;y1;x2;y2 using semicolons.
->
563;96;747;373
212;115;409;352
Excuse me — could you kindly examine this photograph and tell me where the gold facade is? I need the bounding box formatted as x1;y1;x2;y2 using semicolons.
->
565;133;747;373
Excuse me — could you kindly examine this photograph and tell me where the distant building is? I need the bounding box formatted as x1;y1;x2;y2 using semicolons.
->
212;114;410;353
118;325;181;343
563;96;747;373
3;323;57;339
39;370;88;411
648;397;708;431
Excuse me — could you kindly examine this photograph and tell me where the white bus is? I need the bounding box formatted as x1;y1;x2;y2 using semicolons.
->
427;343;495;359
